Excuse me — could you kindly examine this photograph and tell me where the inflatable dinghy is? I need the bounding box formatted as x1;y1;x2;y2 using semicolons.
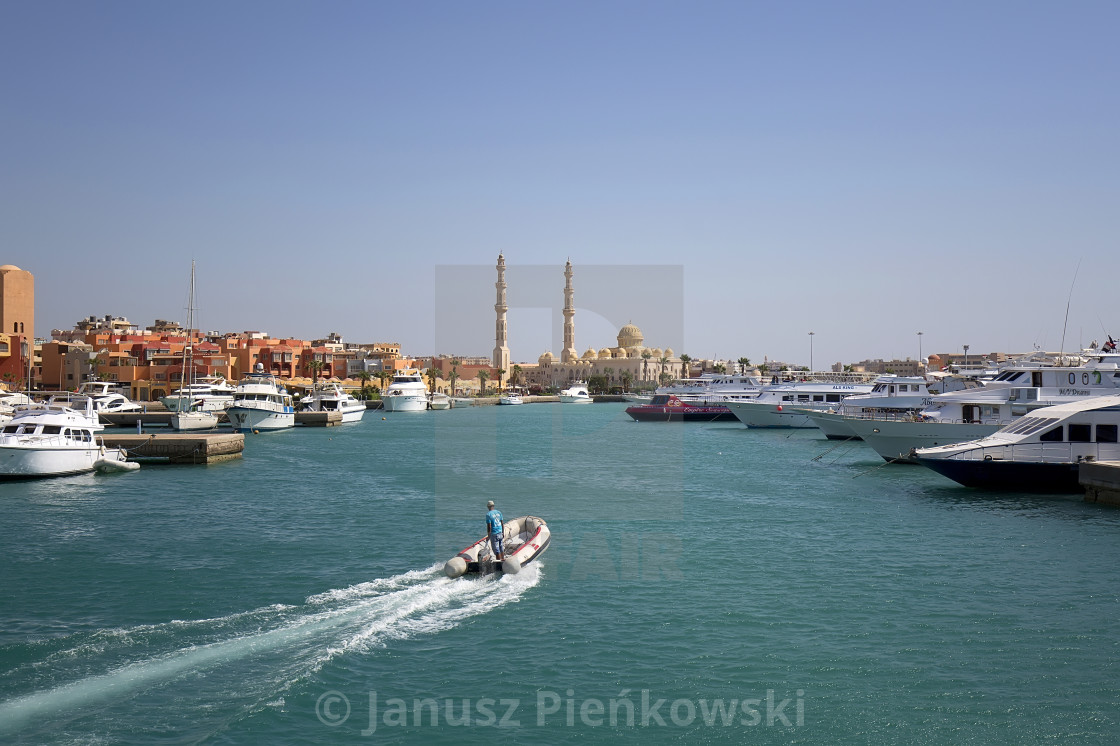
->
444;515;550;578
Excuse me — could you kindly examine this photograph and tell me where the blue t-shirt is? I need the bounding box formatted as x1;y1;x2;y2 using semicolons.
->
486;509;503;536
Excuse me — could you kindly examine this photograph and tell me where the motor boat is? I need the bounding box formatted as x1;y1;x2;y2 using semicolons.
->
804;375;978;440
499;387;526;405
558;382;594;404
444;515;551;577
655;373;763;403
625;394;738;422
301;382;366;422
51;382;142;415
450;397;473;409
428;392;452;410
160;376;236;412
726;379;876;428
0;400;131;479
381;370;429;412
913;394;1120;492
845;359;1120;462
225;365;295;432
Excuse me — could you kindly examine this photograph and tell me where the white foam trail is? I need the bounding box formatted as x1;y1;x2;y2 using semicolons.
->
0;563;541;736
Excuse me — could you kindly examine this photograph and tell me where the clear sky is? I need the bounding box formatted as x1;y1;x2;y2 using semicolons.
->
2;1;1117;367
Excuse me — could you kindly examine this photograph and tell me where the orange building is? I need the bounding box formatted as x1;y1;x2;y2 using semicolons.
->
0;264;34;342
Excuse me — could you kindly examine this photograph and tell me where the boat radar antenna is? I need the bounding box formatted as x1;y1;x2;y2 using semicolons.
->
1058;259;1081;365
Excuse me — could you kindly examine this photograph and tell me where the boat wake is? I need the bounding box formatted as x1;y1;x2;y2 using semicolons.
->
0;563;541;739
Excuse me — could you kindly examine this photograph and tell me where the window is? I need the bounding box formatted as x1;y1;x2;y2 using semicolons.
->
1097;424;1118;443
1039;426;1064;442
1068;423;1091;443
826;394;841;403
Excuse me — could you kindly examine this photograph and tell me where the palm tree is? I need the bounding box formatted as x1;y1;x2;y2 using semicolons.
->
477;369;490;395
356;371;373;400
713;363;726;374
88;356;104;382
511;364;522;387
620;369;633;392
641;350;652;382
658;356;669;384
376;370;392;396
496;368;506;393
448;363;460;396
425;366;440;394
603;367;614;390
737;357;751;375
307;358;325;383
679;353;691;379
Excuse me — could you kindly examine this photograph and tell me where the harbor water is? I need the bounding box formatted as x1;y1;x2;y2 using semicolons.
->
3;403;1120;743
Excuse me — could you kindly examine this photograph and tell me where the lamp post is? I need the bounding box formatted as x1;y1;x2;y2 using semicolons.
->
963;344;969;371
917;331;923;370
808;331;815;372
21;339;29;394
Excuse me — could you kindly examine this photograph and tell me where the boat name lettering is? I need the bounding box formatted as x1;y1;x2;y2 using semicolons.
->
1059;388;1091;396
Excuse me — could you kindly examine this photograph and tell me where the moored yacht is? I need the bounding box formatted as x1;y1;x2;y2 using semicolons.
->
558;382;594;403
301;382;366;422
913;394;1120;492
160;376;236;412
805;375;979;440
727;379;877;428
428;392;452;410
0;400;128;479
225;366;295;432
846;360;1120;462
626;394;739;422
381;370;429;412
51;381;142;415
655;373;763;403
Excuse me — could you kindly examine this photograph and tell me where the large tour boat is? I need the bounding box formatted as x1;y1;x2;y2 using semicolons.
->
726;379;877;428
805;375;979;440
225;366;295;432
913;394;1120;492
845;360;1120;462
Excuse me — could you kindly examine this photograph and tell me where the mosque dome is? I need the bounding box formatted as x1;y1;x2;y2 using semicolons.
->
650;347;663;358
538;351;554;364
614;348;628;359
582;347;598;360
664;347;674;358
599;347;613;358
617;322;644;349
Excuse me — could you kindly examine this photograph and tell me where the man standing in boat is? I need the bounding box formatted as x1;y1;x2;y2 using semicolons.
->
486;500;504;562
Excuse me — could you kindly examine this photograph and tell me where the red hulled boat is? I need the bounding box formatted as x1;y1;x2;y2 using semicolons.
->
625;394;738;422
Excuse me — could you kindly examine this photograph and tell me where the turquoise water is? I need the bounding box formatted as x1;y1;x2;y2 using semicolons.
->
3;403;1120;743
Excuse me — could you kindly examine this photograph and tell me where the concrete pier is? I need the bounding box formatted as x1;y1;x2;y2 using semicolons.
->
100;433;244;464
1080;461;1120;506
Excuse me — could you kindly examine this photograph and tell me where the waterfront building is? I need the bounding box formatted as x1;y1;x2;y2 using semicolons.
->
0;264;34;342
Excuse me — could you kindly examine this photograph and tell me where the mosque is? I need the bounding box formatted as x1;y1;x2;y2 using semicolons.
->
491;254;683;391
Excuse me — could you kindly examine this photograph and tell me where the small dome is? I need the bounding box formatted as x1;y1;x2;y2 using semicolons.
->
650;347;663;358
582;347;598;360
538;351;554;364
599;347;613;358
664;347;674;358
614;348;628;359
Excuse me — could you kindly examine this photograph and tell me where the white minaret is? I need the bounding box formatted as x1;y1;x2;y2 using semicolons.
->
493;253;510;373
561;258;577;363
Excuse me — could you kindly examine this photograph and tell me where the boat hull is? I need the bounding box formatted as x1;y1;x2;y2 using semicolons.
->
845;419;1001;463
226;406;294;432
914;457;1082;493
0;444;101;479
381;395;428;412
625;404;736;422
805;411;862;440
726;401;820;428
170;412;220;431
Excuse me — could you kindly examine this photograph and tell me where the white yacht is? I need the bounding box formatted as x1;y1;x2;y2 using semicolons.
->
726;379;877;428
498;390;524;405
301;382;366;422
51;381;142;415
160;376;236;412
0;400;128;479
913;394;1120;493
655;373;763;403
805;375;980;440
428;392;452;410
845;360;1120;462
225;366;295;432
558;382;594;404
169;261;220;431
381;370;429;412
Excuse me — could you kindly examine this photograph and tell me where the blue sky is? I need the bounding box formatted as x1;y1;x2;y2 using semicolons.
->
2;1;1117;367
